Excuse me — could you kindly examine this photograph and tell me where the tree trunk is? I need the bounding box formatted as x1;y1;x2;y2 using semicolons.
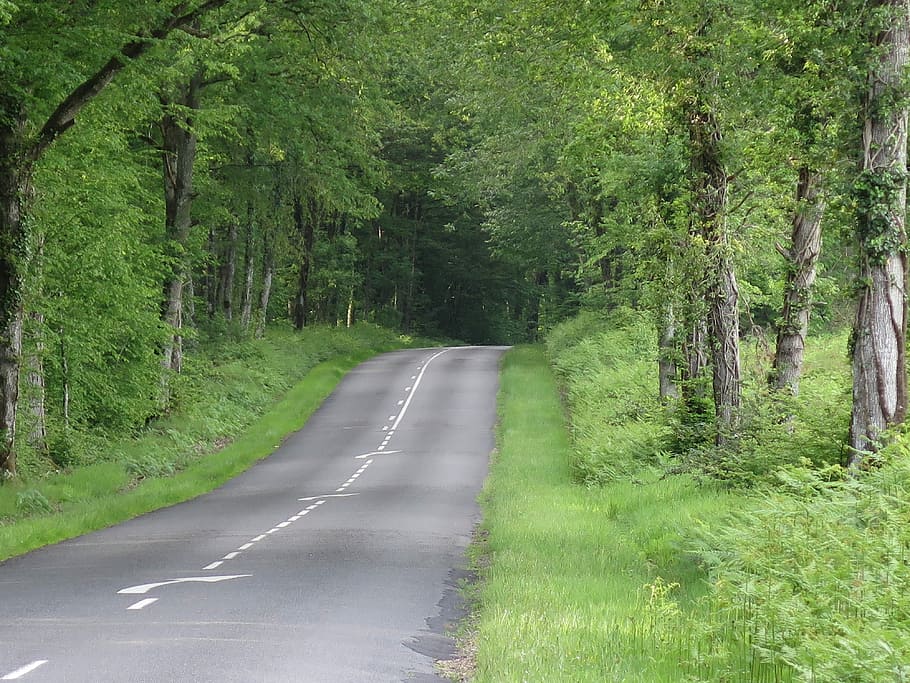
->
850;0;910;462
220;221;237;321
689;91;741;446
24;310;47;454
256;229;273;339
293;195;316;331
658;304;679;402
240;207;255;331
160;71;202;384
204;224;217;318
0;117;27;477
60;329;70;429
771;167;824;395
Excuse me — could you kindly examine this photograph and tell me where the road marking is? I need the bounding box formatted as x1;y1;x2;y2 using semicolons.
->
350;473;360;479
238;543;253;550
377;446;385;451
298;493;360;501
355;450;399;459
277;521;290;528
266;528;280;534
289;515;301;521
2;661;48;680
336;487;346;492
203;561;223;570
251;534;266;542
306;504;318;510
390;349;449;431
405;386;411;392
297;509;310;515
223;552;240;559
315;500;325;505
411;375;417;380
127;598;158;611
397;400;404;406
382;426;389;431
388;415;397;421
119;575;251;595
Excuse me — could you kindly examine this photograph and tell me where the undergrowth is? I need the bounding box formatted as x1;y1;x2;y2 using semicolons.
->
520;311;910;682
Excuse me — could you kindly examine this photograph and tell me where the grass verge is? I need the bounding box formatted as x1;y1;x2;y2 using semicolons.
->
0;324;424;562
473;346;735;682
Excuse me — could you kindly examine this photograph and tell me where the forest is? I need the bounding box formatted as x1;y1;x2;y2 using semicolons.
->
2;0;910;680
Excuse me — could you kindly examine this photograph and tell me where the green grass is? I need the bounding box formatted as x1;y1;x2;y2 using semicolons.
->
474;346;736;682
0;323;428;561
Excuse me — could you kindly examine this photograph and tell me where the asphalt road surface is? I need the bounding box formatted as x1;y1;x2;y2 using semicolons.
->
0;345;507;682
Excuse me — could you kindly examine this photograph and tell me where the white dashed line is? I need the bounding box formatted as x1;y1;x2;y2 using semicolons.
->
405;386;412;392
127;598;158;611
266;528;280;534
297;509;310;515
289;515;301;521
397;400;404;406
306;504;318;510
315;500;325;506
204;561;223;570
251;534;266;542
388;415;397;421
377;446;385;451
223;552;240;560
390;349;449;431
336;487;346;492
276;521;290;528
411;375;417;380
367;459;374;465
2;660;49;680
238;543;253;550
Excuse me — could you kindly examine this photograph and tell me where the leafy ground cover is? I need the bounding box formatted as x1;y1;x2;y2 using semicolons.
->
0;324;426;561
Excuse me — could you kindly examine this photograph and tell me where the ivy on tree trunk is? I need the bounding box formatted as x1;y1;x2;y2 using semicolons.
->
849;0;910;463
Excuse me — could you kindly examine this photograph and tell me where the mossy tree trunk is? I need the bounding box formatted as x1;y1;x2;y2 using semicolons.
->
772;166;824;395
849;0;910;463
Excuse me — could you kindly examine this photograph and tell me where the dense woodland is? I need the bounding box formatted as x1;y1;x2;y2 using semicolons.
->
1;0;905;479
0;4;907;473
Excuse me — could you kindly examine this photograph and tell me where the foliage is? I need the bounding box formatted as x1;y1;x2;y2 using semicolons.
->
547;310;670;484
696;449;910;682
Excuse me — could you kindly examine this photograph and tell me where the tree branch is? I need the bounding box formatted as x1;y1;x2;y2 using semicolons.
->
30;0;230;161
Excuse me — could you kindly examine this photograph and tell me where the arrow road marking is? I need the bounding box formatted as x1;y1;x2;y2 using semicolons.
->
2;661;48;680
354;450;400;460
297;493;361;501
118;574;252;596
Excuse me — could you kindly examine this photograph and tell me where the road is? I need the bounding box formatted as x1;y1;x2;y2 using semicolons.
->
0;345;506;682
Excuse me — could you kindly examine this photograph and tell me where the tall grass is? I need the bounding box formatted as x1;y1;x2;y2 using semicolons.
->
475;346;734;681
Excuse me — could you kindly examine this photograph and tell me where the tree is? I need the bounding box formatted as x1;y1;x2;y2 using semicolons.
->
0;0;231;476
849;0;910;462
